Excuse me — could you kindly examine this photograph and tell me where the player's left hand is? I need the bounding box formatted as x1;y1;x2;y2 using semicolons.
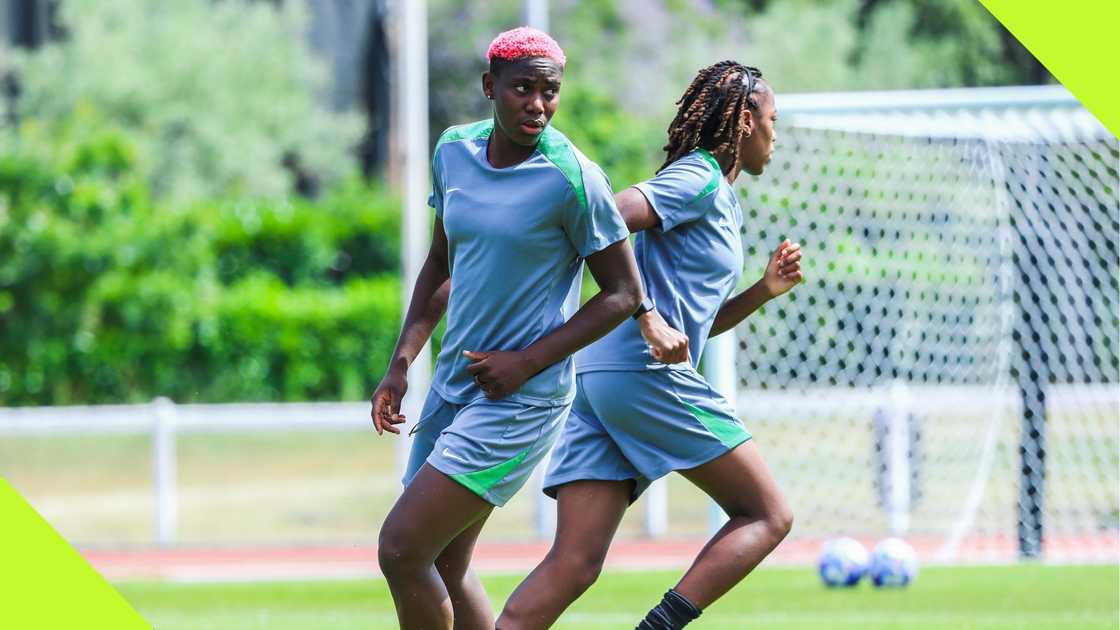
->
762;239;803;298
463;350;535;399
637;309;690;364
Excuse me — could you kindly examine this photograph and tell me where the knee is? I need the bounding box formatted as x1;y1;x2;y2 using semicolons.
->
725;495;793;546
378;524;423;578
554;549;605;593
765;500;794;544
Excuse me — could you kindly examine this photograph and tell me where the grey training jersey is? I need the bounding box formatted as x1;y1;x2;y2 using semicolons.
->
429;120;629;406
576;149;745;372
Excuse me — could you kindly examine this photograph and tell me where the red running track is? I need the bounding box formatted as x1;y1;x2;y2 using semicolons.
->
84;533;1117;582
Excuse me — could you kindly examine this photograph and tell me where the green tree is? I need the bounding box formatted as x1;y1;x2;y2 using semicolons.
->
6;0;364;203
853;0;1050;86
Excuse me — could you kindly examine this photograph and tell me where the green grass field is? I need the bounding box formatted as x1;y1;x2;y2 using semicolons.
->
119;564;1119;629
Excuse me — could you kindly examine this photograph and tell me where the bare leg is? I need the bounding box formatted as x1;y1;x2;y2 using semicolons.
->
436;516;494;630
378;463;494;630
496;480;633;630
673;440;793;609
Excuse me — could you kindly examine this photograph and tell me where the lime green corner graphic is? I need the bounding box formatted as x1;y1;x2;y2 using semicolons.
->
0;478;149;629
980;0;1120;139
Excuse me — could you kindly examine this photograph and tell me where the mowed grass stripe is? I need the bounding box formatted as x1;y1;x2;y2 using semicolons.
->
119;564;1119;630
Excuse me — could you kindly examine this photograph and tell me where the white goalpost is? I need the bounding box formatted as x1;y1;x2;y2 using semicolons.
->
394;0;431;478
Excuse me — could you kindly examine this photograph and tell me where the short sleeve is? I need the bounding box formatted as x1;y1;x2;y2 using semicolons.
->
633;155;720;231
562;164;629;258
427;150;445;218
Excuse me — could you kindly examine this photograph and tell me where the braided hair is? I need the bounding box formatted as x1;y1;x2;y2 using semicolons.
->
659;61;765;174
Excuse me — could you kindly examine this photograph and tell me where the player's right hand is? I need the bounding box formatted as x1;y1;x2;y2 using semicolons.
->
638;309;690;364
370;367;408;436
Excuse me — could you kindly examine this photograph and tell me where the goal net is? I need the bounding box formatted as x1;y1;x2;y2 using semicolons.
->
729;86;1118;563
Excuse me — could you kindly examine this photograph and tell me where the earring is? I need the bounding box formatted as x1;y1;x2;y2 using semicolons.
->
745;131;752;138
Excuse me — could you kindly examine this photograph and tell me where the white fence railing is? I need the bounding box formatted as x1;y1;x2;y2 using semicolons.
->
0;398;374;546
0;341;740;547
2;376;1115;553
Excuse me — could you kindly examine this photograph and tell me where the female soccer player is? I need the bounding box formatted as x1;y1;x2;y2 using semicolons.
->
497;61;802;630
370;28;643;629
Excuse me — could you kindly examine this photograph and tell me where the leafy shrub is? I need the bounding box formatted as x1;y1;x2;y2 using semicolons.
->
208;179;400;288
0;112;403;405
201;274;400;402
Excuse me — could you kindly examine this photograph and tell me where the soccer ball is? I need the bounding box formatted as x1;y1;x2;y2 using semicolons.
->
868;537;918;587
817;537;869;587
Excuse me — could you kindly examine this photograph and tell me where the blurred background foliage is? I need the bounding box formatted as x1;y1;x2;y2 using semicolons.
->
5;0;365;203
0;102;401;403
0;0;1048;405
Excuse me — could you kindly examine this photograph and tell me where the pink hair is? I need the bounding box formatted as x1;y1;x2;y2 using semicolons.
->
486;27;566;66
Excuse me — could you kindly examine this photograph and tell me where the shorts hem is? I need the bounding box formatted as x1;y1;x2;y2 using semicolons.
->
543;472;648;504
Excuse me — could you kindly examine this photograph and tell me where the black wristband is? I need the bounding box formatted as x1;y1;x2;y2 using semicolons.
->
632;295;656;320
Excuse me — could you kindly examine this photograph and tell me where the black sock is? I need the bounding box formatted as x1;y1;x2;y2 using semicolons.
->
635;589;702;630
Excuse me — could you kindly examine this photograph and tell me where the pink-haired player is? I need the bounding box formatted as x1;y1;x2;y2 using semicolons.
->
371;27;643;629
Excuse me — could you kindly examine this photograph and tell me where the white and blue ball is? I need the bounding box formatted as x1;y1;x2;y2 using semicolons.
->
868;537;918;587
817;537;869;587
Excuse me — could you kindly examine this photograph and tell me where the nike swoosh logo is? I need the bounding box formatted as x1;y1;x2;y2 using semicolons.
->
442;447;467;463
